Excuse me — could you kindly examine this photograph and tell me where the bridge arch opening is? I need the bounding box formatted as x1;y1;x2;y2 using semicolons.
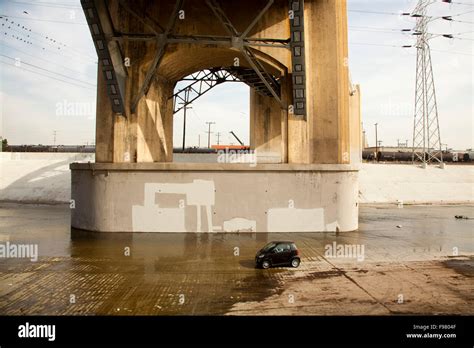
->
170;64;286;164
172;69;250;156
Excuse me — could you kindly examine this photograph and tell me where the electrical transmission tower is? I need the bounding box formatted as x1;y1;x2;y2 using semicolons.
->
412;0;443;166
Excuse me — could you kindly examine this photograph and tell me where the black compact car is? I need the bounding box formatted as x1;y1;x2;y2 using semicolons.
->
255;241;300;269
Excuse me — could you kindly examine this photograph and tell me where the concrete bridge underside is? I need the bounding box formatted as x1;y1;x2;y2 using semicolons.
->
71;0;362;232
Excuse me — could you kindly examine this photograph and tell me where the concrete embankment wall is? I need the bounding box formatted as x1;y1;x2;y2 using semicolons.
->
1;153;473;204
0;153;94;204
358;163;474;204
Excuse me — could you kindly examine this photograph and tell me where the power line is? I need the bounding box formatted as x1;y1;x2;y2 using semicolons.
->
350;42;413;48
0;14;87;25
450;9;474;17
0;16;97;61
349;25;413;32
443;1;474;6
450;19;474;23
350;41;473;56
1;33;96;66
0;53;96;86
0;59;96;91
0;41;95;78
0;27;97;65
451;30;474;35
350;29;412;35
349;6;474;23
348;10;409;16
432;9;474;23
5;1;81;9
449;36;474;40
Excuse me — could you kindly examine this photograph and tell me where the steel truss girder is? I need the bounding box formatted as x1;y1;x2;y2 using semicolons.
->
205;0;239;36
204;0;284;108
130;0;184;113
117;0;164;34
241;47;282;104
81;0;127;115
172;69;240;114
110;34;290;49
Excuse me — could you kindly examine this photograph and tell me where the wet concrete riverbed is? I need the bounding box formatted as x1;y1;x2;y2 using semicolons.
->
0;203;473;315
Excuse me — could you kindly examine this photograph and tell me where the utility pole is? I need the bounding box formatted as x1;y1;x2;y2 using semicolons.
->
205;122;215;148
179;88;192;152
53;130;57;146
198;134;201;148
216;132;222;145
411;0;443;166
374;123;378;161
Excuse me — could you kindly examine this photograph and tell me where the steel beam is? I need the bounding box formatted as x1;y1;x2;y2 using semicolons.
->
172;69;240;114
131;0;183;113
205;0;239;36
289;0;307;117
81;0;127;115
240;0;274;39
204;0;283;107
110;34;290;49
241;47;283;106
117;0;164;34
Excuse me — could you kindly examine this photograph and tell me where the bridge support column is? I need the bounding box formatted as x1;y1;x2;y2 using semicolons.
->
95;65;174;163
250;76;290;164
288;0;350;164
134;75;174;163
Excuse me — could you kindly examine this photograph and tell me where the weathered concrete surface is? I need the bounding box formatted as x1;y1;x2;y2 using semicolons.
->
0;203;472;315
70;163;359;232
349;85;362;165
0;153;93;204
359;163;474;204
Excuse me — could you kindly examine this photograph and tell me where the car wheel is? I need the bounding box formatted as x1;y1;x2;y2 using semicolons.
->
262;260;270;269
291;258;300;268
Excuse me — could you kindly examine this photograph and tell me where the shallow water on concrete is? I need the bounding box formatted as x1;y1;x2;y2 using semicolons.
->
0;203;472;315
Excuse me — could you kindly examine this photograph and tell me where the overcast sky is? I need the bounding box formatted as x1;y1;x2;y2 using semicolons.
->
0;0;472;150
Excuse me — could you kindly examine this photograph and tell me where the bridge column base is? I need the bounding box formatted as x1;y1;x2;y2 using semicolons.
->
70;163;358;233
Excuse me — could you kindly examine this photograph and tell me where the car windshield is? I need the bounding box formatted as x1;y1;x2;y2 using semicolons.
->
262;242;276;252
